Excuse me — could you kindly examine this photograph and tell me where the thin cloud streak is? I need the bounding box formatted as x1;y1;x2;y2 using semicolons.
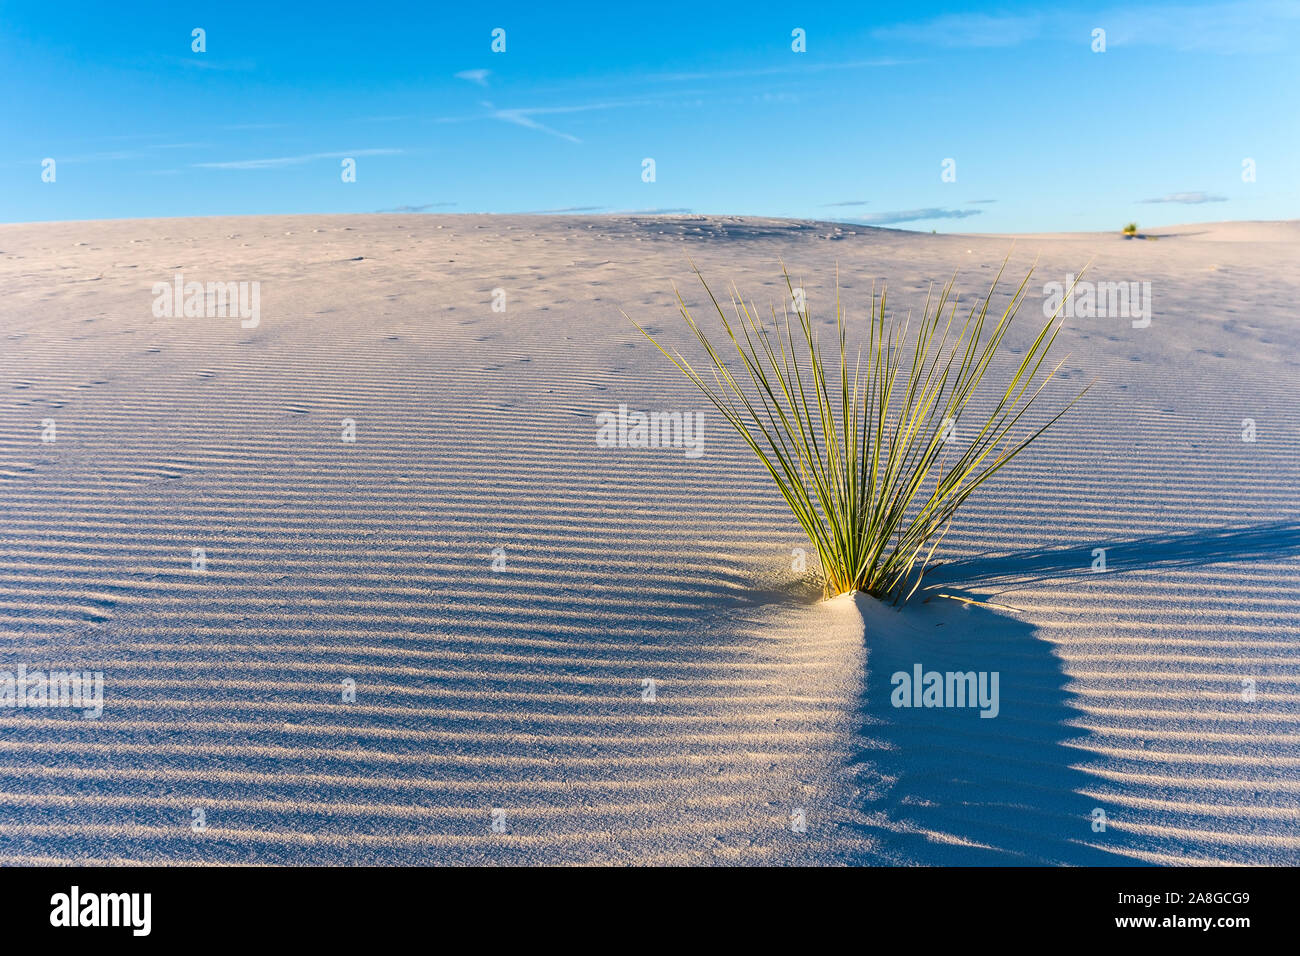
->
439;99;652;143
646;58;905;83
871;2;1300;53
873;13;1042;47
615;207;694;214
1140;191;1228;204
376;202;458;212
849;207;984;225
489;108;583;143
514;206;607;213
193;148;402;170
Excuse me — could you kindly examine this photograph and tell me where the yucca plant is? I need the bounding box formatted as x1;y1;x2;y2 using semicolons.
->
630;260;1089;604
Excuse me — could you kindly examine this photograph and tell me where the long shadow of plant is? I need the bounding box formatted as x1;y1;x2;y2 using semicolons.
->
923;520;1300;594
843;593;1126;864
838;521;1300;865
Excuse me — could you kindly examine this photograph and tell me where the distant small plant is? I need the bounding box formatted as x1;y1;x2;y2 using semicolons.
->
631;261;1089;604
1122;222;1139;237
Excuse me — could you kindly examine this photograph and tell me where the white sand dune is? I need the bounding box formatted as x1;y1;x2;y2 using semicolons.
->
0;214;1296;865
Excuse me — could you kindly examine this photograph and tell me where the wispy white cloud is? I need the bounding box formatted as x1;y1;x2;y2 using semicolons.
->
849;207;984;225
615;207;694;214
516;205;607;213
873;13;1042;47
455;69;490;87
1140;191;1228;203
377;202;458;212
47;149;144;163
1102;0;1300;52
10;142;198;167
160;55;257;72
194;148;402;170
448;99;640;143
646;58;905;83
436;78;807;143
488;107;583;143
872;2;1300;53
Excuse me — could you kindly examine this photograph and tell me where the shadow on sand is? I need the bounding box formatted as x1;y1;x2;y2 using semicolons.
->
923;520;1300;595
838;521;1300;864
843;593;1127;864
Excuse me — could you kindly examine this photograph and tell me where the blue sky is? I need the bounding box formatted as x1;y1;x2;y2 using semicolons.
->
3;0;1298;230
